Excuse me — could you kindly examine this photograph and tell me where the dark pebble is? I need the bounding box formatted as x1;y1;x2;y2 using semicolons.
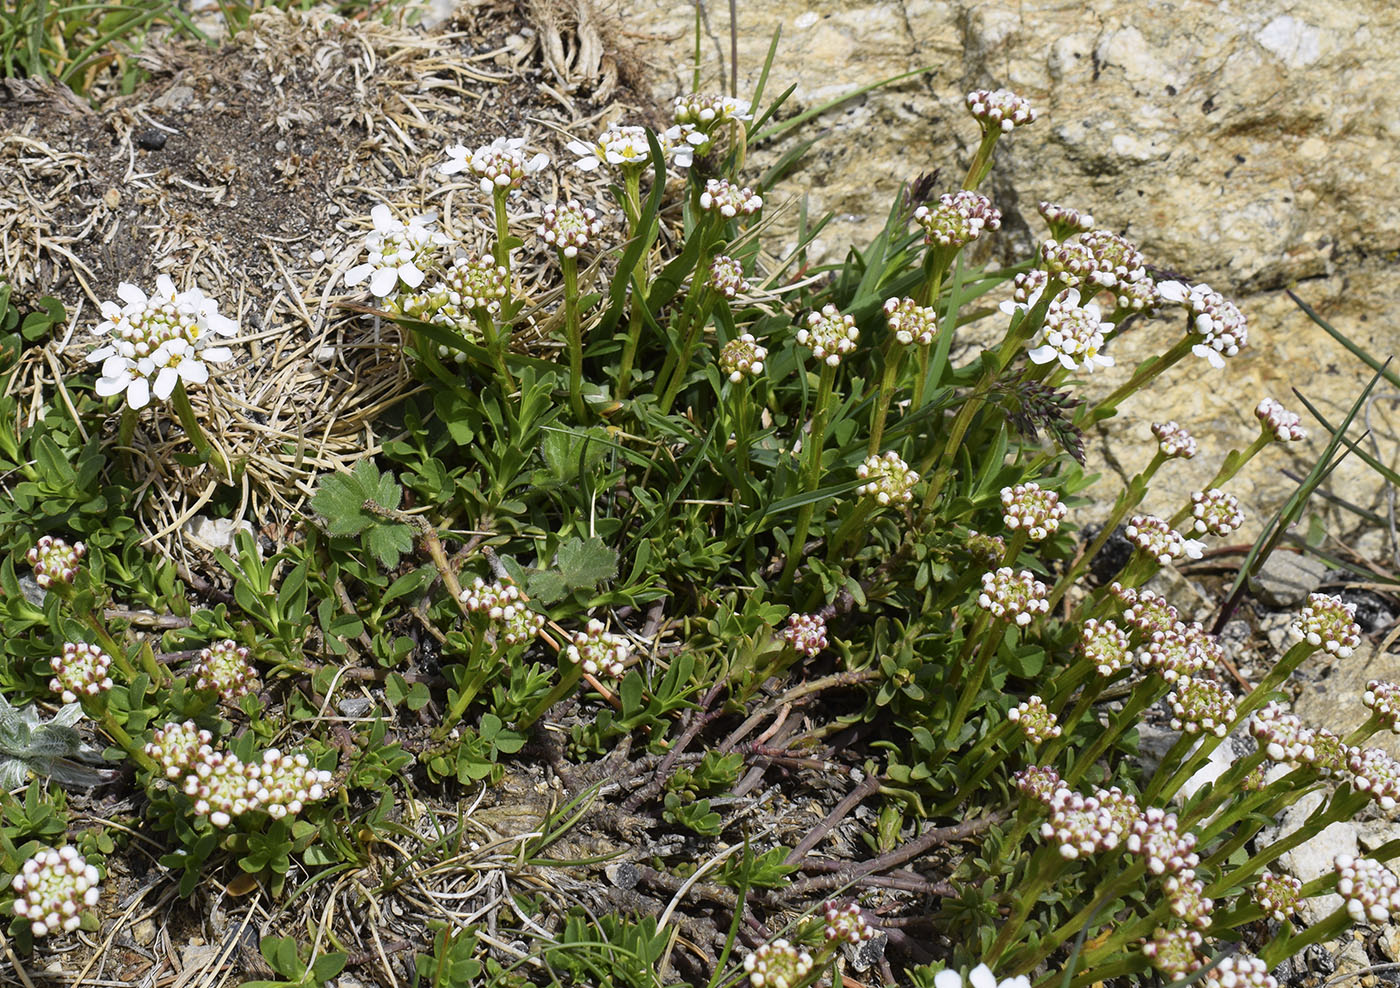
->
135;128;167;150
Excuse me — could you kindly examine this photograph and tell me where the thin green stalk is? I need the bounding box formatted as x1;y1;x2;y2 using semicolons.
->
779;364;837;592
1260;908;1348;968
1005;860;1146;976
492;188;512;273
434;632;490;741
474;309;515;394
561;254;587;422
614;169;650;399
1166;432;1271;530
171;380;229;478
1062;682;1165;788
866;344;905;455
945;617;1007;745
659;292;718;415
517;657;584;731
962;130;1001;191
1078;335;1195;427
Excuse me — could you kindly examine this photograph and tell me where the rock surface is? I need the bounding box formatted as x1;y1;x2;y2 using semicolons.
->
616;0;1400;539
1295;646;1400;759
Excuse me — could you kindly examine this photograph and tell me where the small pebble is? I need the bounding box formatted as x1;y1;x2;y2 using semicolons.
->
135;128;168;151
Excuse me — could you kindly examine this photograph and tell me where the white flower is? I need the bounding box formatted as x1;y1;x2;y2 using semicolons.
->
934;964;1031;988
566;125;653;172
1026;289;1115;372
1157;280;1247;369
344;204;450;298
441;137;549;195
87;276;238;409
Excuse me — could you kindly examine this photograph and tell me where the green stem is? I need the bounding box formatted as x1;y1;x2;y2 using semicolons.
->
1078;335;1195;428
825;500;874;565
866;344;905;455
1005;861;1146;976
492;188;512;274
1260;908;1349;969
1166;433;1271;530
83;695;158;774
561;254;587;422
659;292;717;415
516;657;584;731
474;309;515;395
171;381;229;478
779;364;837;593
962;130;1001;191
945;618;1007;745
1062;682;1165;788
614;169;650;399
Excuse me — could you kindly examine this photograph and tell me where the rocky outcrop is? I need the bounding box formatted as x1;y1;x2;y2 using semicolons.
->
616;0;1400;540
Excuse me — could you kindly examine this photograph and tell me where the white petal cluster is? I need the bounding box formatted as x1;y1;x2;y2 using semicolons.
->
565;619;630;678
567;125;657;172
1026;289;1115;372
344;204;451;298
796;304;859;367
1157;281;1247;368
87;276;238;409
11;845;100;937
440;136;548;195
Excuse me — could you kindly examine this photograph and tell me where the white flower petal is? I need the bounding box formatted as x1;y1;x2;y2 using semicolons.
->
935;972;963;988
87;346;115;365
201;346;233;363
94;374;129;397
153;366;179;401
205;311;238;337
397;263;425;290
344;263;374;287
969;965;997;988
369;266;400;297
180;359;209;385
117;283;146;307
1157;280;1188;303
155;274;178;299
127;378;151;409
1027;345;1058;365
370;203;394;230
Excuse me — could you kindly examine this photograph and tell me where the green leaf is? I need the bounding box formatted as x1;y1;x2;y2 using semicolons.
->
555;536;618;591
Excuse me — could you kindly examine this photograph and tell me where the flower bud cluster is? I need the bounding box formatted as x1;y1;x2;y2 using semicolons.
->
1111;584;1180;634
1249;702;1317;763
1014;765;1063;804
389;290;472;362
977;568;1050;626
720;334;766;381
145;720;214;779
183;746;332;828
1037;201;1093;238
1079;230;1146;289
1163;874;1214;930
1254;397;1307;442
193;639;256;702
966;529;1006;566
1009;696;1060;743
914;191;1001;249
1140;627;1215;683
1348;747;1400;811
442;255;510;315
1109;271;1162;313
1190;489;1244;536
1079;619;1133;676
856;452;919;506
538;200;603;257
1000;482;1067;540
1026;289;1115;372
1039;239;1099;287
965;89;1036;132
673;92;752;129
1151;421;1197;459
883;297;938;346
27;536;86;589
743;939;813;988
1095;786;1141;837
1167;678;1236;737
49;642;113;704
442;137;549;195
1157;281;1248;368
565;619;630;678
1201;955;1277;988
782;613;828;657
1125;515;1204;565
699;179;763;217
1292;592;1361;657
460;578;545;646
822;901;875;945
1040;787;1126;859
1127;808;1199;877
11;845;100;937
1000;269;1049;315
1253;871;1303;923
1142;926;1202;978
797;305;859;367
1363;680;1400;730
708;255;751;299
1336;854;1400;922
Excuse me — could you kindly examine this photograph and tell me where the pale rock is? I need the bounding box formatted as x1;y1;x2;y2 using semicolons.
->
1253;551;1329;608
131;917;157;946
616;0;1400;543
1295;646;1400;760
1331;936;1373;985
1358;820;1400;854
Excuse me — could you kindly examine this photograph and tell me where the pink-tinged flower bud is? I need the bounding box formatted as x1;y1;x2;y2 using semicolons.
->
49;642;113;704
1000;482;1067;540
1291;592;1361;656
1009;696;1060;743
698;179;762;217
822;900;875;945
144;720;214;780
1037;201;1094;238
1127;807;1199;877
1110;583;1180;634
1348;747;1400;811
1041;789;1120;859
1190;489;1244;536
565;619;630;678
193;639;256;702
1078;619;1134;677
977;568;1049;626
883;297;938;346
1079;230;1146;289
719;334;766;381
1151;421;1197;459
1014;765;1063;804
442;254;509;315
538;200;603;258
1039;238;1099;287
856;452;919;507
1124;514;1203;565
26;535;86;589
1254;397;1307;442
965;89;1036;132
708;255;750;299
1142;926;1202;978
796;305;858;367
1201;955;1276;988
1336;854;1400;923
1253;871;1303;923
742;939;813;988
459;578;545;646
1167;677;1236;737
915;191;1001;249
1157;281;1247;368
1364;680;1400;731
1163;874;1213;930
782;613;828;657
11;845;100;937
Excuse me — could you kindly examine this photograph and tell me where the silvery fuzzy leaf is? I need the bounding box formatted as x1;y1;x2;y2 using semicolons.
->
0;758;27;789
51;704;84;728
41;758;119;789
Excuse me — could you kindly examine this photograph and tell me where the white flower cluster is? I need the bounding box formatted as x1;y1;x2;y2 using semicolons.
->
459;577;545;646
88;276;238;410
797;304;859;367
1190;488;1245;536
883;296;938;346
781;612;828;657
1008;696;1060;743
568;123;702;172
1000;482;1066;541
719;333;767;382
1151;421;1197;459
565;619;630;678
743;939;813;988
932;964;1031;988
1254;397;1307;442
11;845;100;937
673;92;752;129
1291;592;1361;657
26;535;85;589
538;200;603;258
49;642;114;704
698;179;763;217
1026;288;1115;372
344;204;451;299
977;568;1050;626
145;720;332;827
439;136;548;195
856;451;919;506
915;191;1001;249
1336;854;1400;923
1157;280;1247;368
1037;200;1094;236
1124;515;1204;565
193;639;256;702
965;89;1037;132
708;255;751;299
